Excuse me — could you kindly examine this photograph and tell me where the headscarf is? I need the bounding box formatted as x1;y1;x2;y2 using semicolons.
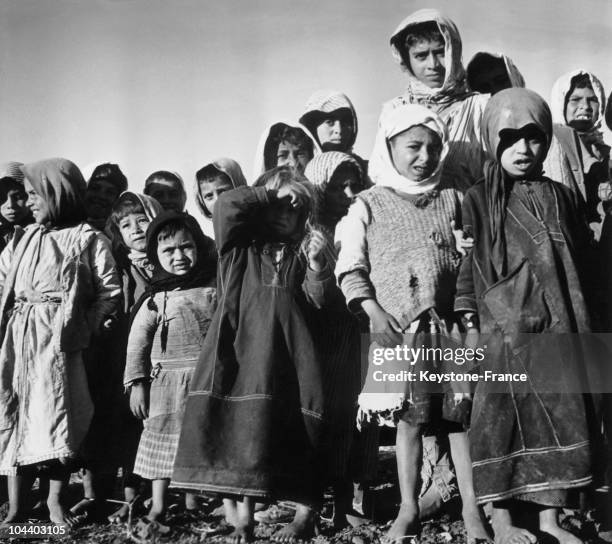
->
21;158;87;227
466;51;525;91
304;151;365;229
194;158;247;218
105;191;164;270
369;103;449;195
0;162;24;185
481;88;553;277
389;9;471;110
550;70;607;159
144;170;187;210
299;90;358;150
252;120;321;181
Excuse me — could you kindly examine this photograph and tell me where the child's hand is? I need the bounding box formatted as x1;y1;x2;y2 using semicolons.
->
451;220;473;256
129;382;149;420
275;183;308;209
362;299;403;348
307;231;327;271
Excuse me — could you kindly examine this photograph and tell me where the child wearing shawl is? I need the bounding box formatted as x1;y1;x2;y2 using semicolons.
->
123;212;217;530
144;170;187;212
85;163;128;230
0;158;121;527
379;9;489;194
0;162;33;253
465;52;525;95
92;192;163;524
336;104;489;544
253;121;319;179
173;166;333;543
455;88;594;544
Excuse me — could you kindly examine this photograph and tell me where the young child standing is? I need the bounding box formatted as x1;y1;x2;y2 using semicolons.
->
0;158;121;526
173;166;332;543
124;211;217;529
144;171;187;212
0;162;33;252
335;104;489;544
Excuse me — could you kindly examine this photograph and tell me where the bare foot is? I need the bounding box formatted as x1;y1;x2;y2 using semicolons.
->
463;505;493;543
48;501;76;528
272;506;316;543
493;526;537;544
540;523;583;544
1;510;26;525
108;504;130;524
225;524;254;544
383;503;419;543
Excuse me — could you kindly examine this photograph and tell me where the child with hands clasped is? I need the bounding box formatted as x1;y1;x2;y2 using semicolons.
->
336;104;489;544
173;166;333;544
124;211;217;532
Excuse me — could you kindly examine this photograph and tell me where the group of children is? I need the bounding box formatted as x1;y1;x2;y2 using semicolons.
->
0;7;611;544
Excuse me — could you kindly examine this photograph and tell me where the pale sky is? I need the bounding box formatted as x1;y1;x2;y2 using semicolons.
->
1;0;611;212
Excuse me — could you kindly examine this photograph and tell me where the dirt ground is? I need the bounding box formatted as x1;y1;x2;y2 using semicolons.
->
0;446;608;543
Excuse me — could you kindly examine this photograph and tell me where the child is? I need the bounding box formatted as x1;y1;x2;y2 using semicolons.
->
124;211;217;529
102;192;163;523
194;158;247;235
0;158;121;526
335;104;490;544
0;162;33;252
299;90;358;154
173;166;333;543
143;171;187;212
466;52;525;95
85;163;128;230
455;88;593;544
253;121;319;178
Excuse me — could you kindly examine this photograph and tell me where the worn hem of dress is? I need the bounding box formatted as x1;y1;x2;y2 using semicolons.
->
476;475;592;504
471;440;590;467
170;480;271;498
0;447;76;475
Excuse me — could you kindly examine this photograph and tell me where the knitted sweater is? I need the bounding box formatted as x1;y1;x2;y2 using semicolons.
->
336;185;462;329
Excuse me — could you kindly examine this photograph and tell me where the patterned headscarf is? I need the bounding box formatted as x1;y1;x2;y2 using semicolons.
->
369;103;449;195
466;52;525;91
299;90;358;151
194;158;247;218
0;162;24;185
390;9;471;110
21;158;87;227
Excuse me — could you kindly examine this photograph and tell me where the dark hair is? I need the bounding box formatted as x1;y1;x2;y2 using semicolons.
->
263;124;314;171
300;108;354;147
89;163;128;193
328;162;363;189
393;21;444;72
156;219;193;243
0;177;25;203
144;170;184;190
568;74;594;94
195;164;231;185
110;193;146;226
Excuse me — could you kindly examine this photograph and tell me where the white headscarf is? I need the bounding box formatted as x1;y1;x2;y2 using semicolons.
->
551;70;606;128
369;103;449;195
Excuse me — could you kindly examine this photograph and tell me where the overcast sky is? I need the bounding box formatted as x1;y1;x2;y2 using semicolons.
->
1;0;610;207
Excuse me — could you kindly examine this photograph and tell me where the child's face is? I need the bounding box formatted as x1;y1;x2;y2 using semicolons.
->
325;166;361;220
498;126;546;179
316;113;354;152
406;37;446;89
198;175;233;216
24;179;50;224
85;178;121;221
118;212;150;252
389;125;442;182
262;195;301;239
0;185;28;224
276;141;311;174
565;86;599;132
146;178;186;212
157;229;197;275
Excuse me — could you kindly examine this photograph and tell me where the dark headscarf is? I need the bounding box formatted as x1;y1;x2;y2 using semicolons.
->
481;88;553;277
21;158;87;227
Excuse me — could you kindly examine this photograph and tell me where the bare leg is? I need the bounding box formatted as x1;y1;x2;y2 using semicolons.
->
539;507;582;544
146;478;169;523
2;470;35;524
272;503;317;543
47;473;75;527
490;503;536;544
224;498;238;526
185;492;198;511
448;431;492;542
227;496;254;543
385;421;421;542
108;472;139;523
